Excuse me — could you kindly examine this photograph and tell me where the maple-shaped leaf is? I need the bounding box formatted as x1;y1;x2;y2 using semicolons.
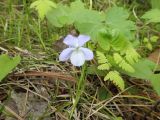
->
70;0;105;41
105;7;135;39
30;0;57;20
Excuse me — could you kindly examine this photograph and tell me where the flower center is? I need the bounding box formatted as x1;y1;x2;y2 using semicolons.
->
75;41;79;48
75;47;80;51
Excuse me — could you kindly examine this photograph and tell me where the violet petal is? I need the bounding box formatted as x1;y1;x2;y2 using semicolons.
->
80;47;94;60
70;50;85;66
78;35;90;47
59;48;75;61
63;34;78;47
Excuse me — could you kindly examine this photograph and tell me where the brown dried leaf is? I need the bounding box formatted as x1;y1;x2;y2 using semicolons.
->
11;71;76;83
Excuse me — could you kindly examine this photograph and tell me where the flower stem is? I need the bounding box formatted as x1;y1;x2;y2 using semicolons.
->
70;64;87;119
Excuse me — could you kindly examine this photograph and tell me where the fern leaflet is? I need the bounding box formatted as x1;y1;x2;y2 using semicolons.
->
125;48;140;64
98;64;110;70
104;71;125;90
96;51;111;70
96;51;108;63
113;53;135;73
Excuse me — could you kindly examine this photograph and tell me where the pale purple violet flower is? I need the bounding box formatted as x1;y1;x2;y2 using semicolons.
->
59;34;94;66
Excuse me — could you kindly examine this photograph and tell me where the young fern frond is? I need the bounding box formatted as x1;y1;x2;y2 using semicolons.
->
125;47;140;64
96;51;111;70
96;51;108;63
98;64;110;70
113;53;135;73
104;71;125;90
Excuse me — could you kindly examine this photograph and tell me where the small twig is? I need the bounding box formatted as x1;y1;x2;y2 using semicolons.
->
0;46;8;53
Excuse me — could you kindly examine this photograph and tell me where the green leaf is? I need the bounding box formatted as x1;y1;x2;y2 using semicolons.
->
142;9;160;23
70;0;105;24
150;0;160;9
75;22;104;41
97;29;111;51
111;35;130;51
126;59;160;95
146;43;153;51
71;1;104;40
143;37;149;43
106;7;129;21
126;59;156;79
46;4;72;27
104;71;125;90
150;36;159;42
73;9;104;24
46;0;105;41
71;0;105;41
0;54;21;81
70;0;85;10
30;0;57;20
47;0;105;38
105;7;135;39
150;74;160;95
